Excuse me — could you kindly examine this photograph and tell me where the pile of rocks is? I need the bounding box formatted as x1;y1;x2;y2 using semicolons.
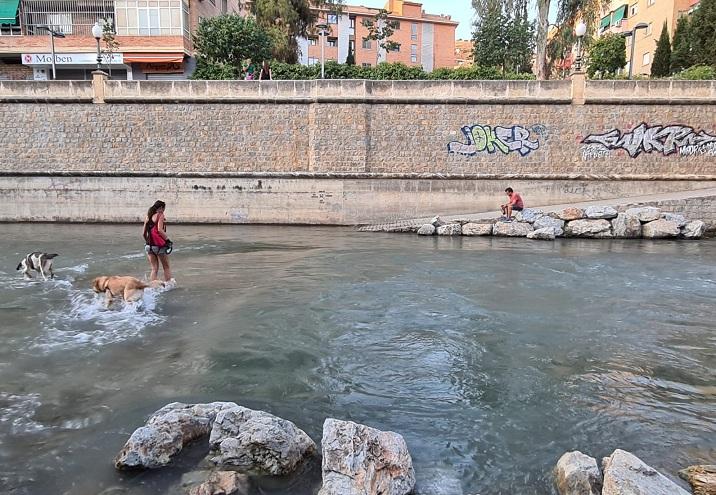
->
416;206;705;241
114;402;415;495
555;449;713;495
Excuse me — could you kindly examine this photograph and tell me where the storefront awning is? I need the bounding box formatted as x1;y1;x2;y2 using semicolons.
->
612;4;628;24
599;15;611;29
123;53;184;63
0;0;20;24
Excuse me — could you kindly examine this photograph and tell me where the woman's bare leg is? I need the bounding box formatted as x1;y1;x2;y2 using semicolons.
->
147;253;159;281
158;254;172;282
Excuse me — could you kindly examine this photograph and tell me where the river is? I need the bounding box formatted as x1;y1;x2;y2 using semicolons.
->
0;224;714;494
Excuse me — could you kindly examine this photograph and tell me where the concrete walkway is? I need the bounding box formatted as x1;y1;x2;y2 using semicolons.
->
359;187;716;231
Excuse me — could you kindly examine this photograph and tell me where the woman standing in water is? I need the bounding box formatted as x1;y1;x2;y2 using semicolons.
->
143;200;173;282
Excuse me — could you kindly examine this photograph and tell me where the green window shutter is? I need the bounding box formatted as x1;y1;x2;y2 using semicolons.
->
0;0;20;23
600;15;611;29
612;4;628;24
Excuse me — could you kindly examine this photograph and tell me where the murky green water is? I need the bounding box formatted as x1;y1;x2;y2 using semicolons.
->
0;224;714;495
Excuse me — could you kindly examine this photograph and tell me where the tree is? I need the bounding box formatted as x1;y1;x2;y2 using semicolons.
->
651;22;671;77
100;17;119;78
505;0;535;73
689;0;716;66
251;0;345;63
191;15;273;80
671;15;693;73
472;0;507;68
535;0;551;79
586;32;626;78
346;43;355;65
362;9;400;66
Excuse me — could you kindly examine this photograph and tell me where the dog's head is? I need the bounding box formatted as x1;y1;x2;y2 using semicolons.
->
91;276;110;293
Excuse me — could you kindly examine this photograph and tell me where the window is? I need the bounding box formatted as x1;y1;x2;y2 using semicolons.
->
642;52;651;65
392;44;400;52
349;40;355;52
411;22;418;40
362;39;372;49
411;54;417;63
349;16;355;35
116;0;185;36
411;44;417;63
308;37;317;45
327;37;338;47
362;62;371;67
645;22;653;35
327;13;338;24
138;8;160;35
308;57;319;65
630;3;638;15
394;21;400;29
647;0;655;6
46;13;73;34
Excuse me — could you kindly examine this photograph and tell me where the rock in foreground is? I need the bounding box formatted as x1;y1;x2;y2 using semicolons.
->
115;402;238;470
642;219;680;239
527;227;556;240
679;465;716;495
437;224;462;236
683;220;705;239
612;213;642;238
565;219;612;238
625;207;661;223
188;471;250;495
515;208;544;223
555;451;602;495
319;418;415;495
462;223;493;236
534;216;565;236
493;221;534;237
209;406;316;475
417;224;435;236
602;449;689;495
585;206;618;219
556;207;585;221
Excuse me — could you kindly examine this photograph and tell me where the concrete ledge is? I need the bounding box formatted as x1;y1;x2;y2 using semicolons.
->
0;80;93;102
585;80;716;104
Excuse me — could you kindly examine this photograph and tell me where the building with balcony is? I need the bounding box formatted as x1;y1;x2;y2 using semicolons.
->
597;0;699;75
454;38;472;67
301;0;458;71
0;0;247;80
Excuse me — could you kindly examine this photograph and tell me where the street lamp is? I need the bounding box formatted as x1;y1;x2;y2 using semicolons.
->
38;26;65;80
621;22;649;79
316;23;329;79
91;21;103;71
574;21;587;72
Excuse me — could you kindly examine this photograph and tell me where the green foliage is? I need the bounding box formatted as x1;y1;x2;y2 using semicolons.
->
586;33;627;78
671;15;693;73
191;15;273;80
689;0;716;66
651;22;672;77
472;0;534;73
362;9;401;65
267;61;534;80
672;64;716;79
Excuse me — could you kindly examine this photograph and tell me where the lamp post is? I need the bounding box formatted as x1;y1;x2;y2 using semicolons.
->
316;23;328;79
622;22;649;79
38;26;65;79
574;21;587;72
91;21;103;71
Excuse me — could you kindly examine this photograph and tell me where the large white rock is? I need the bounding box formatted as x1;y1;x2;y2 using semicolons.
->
612;213;642;238
208;406;316;475
417;224;436;236
625;207;661;223
534;216;565;236
437;224;462;236
555;451;603;495
683;220;705;239
319;418;415;495
602;449;690;495
585;206;618;219
527;227;556;240
556;207;585;221
642;219;680;239
188;471;250;495
115;402;238;470
493;221;534;237
565;219;612;238
662;213;688;228
430;216;446;227
462;223;493;236
515;208;544;223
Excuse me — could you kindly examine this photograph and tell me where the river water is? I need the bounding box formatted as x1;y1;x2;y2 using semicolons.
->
0;224;714;495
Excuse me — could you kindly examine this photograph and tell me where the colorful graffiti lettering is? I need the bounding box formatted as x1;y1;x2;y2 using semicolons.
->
582;123;716;158
448;124;541;157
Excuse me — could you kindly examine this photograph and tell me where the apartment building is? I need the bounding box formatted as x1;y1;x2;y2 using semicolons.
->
454;38;472;67
597;0;699;75
301;0;458;71
0;0;246;80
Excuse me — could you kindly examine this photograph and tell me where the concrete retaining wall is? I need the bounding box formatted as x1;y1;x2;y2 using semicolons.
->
1;77;715;224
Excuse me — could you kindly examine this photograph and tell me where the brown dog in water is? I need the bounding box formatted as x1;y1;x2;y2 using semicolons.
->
91;276;164;306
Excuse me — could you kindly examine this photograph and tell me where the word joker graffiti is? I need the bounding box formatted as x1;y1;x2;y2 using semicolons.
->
448;124;544;157
582;123;716;159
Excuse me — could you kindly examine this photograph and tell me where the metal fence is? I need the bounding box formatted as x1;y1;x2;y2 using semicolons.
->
21;0;115;36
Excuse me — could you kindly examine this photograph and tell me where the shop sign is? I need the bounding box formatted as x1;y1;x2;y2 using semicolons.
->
22;53;124;65
139;61;184;73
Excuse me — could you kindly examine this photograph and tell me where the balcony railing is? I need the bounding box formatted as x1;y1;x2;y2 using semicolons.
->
21;0;115;36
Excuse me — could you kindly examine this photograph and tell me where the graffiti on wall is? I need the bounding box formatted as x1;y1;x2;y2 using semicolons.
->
448;124;544;157
582;123;716;159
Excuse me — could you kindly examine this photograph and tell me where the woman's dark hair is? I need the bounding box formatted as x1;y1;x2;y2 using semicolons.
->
144;200;166;243
505;187;514;193
262;61;270;71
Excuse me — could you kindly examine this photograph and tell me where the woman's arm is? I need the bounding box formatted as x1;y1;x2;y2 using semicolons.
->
157;214;169;240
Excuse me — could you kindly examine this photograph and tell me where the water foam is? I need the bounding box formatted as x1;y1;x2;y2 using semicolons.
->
0;392;46;435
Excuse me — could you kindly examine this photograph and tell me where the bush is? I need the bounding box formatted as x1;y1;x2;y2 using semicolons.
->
672;64;716;79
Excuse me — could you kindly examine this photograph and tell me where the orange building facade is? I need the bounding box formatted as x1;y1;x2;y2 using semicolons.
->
303;0;458;71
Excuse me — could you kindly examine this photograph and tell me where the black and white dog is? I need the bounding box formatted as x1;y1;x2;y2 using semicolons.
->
16;252;58;280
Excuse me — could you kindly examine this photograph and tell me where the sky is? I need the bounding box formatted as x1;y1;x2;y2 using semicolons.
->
357;0;475;40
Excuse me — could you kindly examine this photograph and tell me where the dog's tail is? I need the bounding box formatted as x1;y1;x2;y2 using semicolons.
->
46;254;59;259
